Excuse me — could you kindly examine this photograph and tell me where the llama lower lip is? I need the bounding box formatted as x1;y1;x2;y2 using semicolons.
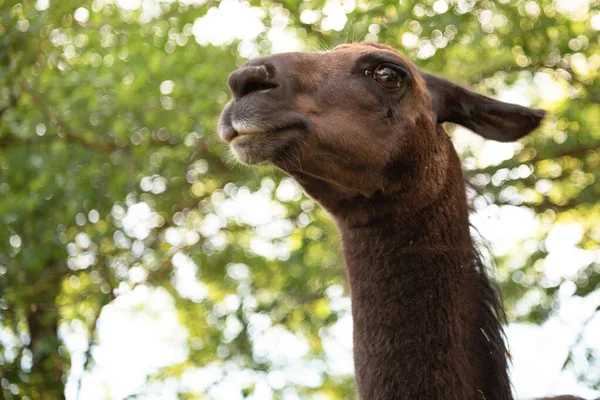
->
229;123;306;143
230;133;265;144
229;126;304;165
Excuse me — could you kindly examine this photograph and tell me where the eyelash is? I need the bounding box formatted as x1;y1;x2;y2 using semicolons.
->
363;64;408;77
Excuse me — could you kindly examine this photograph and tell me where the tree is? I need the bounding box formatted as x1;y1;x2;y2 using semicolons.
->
0;0;598;398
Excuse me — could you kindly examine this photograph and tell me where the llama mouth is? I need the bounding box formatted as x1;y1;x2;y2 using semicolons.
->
228;122;307;165
229;121;307;143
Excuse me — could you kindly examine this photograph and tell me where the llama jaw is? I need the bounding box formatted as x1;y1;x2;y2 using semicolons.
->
217;103;310;164
229;127;304;165
223;119;309;165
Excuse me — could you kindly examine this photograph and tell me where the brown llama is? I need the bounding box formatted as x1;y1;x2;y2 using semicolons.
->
217;43;586;400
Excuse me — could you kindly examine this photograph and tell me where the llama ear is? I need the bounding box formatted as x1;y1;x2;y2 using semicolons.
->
422;72;546;142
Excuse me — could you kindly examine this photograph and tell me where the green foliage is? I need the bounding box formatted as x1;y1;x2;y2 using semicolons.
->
1;0;599;398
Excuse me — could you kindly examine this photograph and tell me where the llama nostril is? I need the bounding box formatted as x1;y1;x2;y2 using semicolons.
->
239;78;278;97
229;64;278;99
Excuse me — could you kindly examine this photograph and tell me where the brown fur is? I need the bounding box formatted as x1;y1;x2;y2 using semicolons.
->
217;43;581;400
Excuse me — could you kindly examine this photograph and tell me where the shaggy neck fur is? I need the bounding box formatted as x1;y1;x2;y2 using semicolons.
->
327;137;512;400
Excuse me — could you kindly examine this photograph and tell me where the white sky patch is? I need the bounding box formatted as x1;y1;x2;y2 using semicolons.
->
192;0;265;46
159;80;174;95
122;202;160;240
140;175;168;194
402;32;419;49
199;213;226;237
217;187;287;227
115;0;142;10
509;290;600;399
433;0;449;13
73;7;90;23
553;0;590;20
253;326;310;365
543;223;594;284
71;286;188;399
212;185;294;258
275;178;302;202
286;362;325;388
249;236;276;259
498;79;534;107
546;223;584;250
62;321;92;400
452;126;520;168
0;324;20;363
321;312;354;375
164;227;184;246
321;0;348;32
471;205;538;257
237;41;260;59
268;27;303;54
533;71;570;106
592;12;600;30
181;364;277;398
478;141;519;167
36;0;50;10
172;251;209;302
130;0;164;22
300;9;322;25
417;40;437;59
267;6;303;53
180;364;224;393
254;218;293;240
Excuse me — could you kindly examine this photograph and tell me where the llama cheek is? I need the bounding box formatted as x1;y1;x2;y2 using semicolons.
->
296;96;321;116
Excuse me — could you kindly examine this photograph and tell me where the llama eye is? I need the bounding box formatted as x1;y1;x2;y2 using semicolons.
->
372;65;404;89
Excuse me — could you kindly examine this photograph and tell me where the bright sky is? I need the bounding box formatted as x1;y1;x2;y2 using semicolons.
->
50;0;600;399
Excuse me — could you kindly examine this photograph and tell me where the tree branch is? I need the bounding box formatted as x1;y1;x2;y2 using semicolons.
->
560;305;600;371
523;198;580;214
76;254;114;400
75;310;101;400
467;142;600;176
0;92;18;118
0;91;187;153
22;86;121;153
0;131;117;152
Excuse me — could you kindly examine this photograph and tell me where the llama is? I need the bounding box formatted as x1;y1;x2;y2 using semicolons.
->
217;43;583;400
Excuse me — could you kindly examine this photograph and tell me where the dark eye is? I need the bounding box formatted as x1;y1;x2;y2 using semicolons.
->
371;65;404;89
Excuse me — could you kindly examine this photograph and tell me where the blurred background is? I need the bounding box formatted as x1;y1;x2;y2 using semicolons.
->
1;0;600;399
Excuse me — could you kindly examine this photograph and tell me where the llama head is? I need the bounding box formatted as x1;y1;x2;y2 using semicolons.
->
218;43;545;205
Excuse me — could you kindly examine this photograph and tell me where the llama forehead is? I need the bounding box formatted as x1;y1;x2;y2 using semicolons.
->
242;43;423;82
332;42;406;61
332;43;423;78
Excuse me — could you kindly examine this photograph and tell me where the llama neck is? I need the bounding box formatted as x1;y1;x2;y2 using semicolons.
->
334;150;512;400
